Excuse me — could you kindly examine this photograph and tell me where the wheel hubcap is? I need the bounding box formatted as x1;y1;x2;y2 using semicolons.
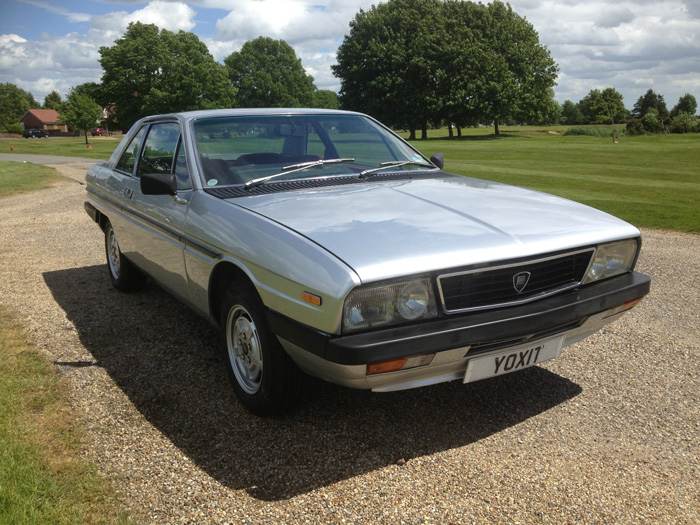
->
227;305;263;394
107;228;121;279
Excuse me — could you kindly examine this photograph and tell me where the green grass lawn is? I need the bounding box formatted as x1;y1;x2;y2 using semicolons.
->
404;127;700;233
0;161;64;195
2;136;122;160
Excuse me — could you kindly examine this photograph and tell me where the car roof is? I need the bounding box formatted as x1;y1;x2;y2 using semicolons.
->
141;108;363;124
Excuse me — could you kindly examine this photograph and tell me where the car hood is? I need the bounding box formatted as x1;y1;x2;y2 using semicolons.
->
230;175;640;282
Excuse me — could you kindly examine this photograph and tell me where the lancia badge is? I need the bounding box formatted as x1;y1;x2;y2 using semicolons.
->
513;271;531;293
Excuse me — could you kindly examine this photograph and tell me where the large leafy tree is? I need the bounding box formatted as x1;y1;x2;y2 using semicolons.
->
671;93;697;117
333;0;445;139
71;82;109;108
473;1;559;134
0;83;38;130
333;0;558;137
60;92;103;144
224;37;315;108
591;88;627;125
578;88;626;125
631;89;669;120
99;22;234;131
312;90;339;109
561;100;584;125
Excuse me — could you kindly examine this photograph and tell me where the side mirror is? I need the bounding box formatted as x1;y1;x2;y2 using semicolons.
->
430;152;444;169
141;173;177;196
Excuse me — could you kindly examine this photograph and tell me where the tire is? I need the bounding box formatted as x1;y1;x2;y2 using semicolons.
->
104;221;147;292
220;281;303;416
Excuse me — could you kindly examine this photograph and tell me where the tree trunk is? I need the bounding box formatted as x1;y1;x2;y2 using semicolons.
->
421;123;428;140
494;121;500;136
448;124;454;139
84;130;89;145
409;128;416;140
457;125;462;138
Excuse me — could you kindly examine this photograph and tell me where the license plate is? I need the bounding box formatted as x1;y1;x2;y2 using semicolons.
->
463;335;565;384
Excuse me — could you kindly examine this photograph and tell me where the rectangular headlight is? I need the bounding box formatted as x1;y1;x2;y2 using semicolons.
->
343;278;437;333
583;239;639;284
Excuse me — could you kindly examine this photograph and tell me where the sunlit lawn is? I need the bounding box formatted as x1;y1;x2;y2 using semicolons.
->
2;135;122;160
404;127;700;233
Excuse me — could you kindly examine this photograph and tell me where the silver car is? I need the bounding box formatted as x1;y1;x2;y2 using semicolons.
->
84;109;651;415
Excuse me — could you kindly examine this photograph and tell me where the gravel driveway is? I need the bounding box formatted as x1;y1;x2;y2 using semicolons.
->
1;161;698;523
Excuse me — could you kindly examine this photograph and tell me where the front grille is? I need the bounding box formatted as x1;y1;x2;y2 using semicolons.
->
437;249;594;313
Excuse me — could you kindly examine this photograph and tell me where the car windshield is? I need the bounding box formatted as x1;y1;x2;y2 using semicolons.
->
192;114;433;187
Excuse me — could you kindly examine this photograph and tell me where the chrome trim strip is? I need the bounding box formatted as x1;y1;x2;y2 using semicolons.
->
86;187;222;260
436;248;595;314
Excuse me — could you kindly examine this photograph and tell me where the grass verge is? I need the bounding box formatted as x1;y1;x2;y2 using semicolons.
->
0;161;64;197
0;307;134;524
405;127;700;233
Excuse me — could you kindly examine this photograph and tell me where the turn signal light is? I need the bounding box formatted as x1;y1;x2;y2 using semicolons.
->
604;296;645;319
366;354;434;375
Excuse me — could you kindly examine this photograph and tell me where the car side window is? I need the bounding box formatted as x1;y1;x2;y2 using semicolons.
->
138;122;180;178
115;126;147;175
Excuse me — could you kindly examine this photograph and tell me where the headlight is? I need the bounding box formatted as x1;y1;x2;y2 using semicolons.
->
343;278;437;333
583;239;639;284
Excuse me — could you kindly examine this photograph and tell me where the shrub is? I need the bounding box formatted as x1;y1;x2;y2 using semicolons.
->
563;127;613;138
4;123;24;135
670;112;699;134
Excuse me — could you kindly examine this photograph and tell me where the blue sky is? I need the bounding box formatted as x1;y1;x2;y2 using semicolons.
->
1;0;699;111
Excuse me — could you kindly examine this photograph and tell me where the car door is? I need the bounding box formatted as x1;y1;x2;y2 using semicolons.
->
114;120;194;300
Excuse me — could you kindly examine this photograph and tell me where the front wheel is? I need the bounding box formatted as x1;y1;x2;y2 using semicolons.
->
104;221;147;292
221;282;303;416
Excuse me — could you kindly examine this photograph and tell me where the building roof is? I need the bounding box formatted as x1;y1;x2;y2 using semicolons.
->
21;108;62;124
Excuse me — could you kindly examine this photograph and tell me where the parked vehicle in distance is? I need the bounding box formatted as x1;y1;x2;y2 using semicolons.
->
91;128;113;136
23;128;49;138
84;109;651;416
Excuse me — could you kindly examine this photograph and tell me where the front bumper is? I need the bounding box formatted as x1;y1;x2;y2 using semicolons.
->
270;271;650;390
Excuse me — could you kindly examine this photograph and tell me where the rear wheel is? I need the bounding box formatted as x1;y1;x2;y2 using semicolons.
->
104;221;147;292
221;281;303;416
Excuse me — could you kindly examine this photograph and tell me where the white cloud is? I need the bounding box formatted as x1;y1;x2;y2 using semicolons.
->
508;0;700;105
92;1;197;33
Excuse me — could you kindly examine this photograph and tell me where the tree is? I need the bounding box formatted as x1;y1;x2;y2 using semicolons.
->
561;100;584;125
100;22;234;131
590;87;626;125
631;89;669;120
333;0;446;139
71;82;109;108
477;1;559;134
60;92;103;144
225;37;315;108
0;83;38;130
671;93;697;118
333;0;558;137
43;90;63;111
312;90;339;109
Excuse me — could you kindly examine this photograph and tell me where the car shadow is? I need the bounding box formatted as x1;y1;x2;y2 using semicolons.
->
43;265;582;501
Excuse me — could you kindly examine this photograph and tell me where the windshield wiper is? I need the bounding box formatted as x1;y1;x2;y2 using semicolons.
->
358;160;435;179
244;158;355;190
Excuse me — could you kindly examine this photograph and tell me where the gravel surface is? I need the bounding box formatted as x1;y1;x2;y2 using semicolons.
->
0;162;698;523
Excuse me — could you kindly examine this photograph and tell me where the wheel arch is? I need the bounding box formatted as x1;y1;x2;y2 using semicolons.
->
208;261;257;327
